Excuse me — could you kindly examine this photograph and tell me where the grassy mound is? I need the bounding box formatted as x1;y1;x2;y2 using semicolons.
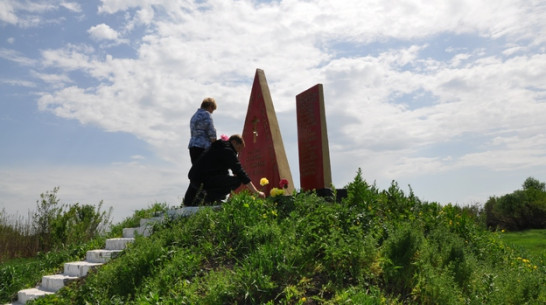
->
13;172;546;304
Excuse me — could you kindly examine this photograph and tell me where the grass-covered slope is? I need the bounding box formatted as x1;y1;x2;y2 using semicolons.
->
33;172;546;304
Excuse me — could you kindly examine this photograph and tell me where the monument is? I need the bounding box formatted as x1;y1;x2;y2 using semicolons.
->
238;69;294;195
296;84;333;193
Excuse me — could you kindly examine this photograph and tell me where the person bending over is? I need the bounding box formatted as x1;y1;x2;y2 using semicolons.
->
183;134;265;205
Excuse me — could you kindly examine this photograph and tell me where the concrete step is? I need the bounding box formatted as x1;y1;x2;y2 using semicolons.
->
41;274;79;292
125;209;215;237
86;249;123;263
140;216;164;227
167;205;221;218
105;237;135;250
5;208;219;304
64;261;103;277
123;225;152;238
16;288;53;304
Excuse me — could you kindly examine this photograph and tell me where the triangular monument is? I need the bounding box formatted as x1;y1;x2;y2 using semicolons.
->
238;69;294;195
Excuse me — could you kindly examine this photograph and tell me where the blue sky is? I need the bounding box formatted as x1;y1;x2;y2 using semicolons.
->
1;0;546;223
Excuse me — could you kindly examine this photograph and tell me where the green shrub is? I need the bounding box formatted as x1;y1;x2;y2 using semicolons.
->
0;239;104;303
329;286;398;305
485;177;546;230
381;222;423;297
30;187;112;253
24;172;546;304
108;202;168;237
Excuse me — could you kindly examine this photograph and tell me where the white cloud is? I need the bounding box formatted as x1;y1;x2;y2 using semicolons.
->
0;1;18;24
88;23;121;41
31;70;73;88
40;44;95;71
0;78;36;88
38;1;546;158
60;2;82;13
16;1;56;14
3;0;545;213
0;0;83;27
0;48;37;66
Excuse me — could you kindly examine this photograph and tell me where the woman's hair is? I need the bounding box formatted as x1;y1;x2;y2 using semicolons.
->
201;97;217;110
229;134;245;146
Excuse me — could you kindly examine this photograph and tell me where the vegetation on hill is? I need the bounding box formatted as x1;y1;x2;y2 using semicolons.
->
0;187;112;261
0;187;115;303
0;202;166;303
11;170;542;305
484;177;546;230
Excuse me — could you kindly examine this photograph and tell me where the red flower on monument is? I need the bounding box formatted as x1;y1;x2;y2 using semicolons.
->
279;179;289;189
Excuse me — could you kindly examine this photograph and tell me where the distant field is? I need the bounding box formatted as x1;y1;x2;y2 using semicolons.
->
501;229;546;258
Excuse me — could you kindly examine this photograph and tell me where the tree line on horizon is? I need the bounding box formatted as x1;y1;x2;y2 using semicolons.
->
0;187;111;262
484;177;546;231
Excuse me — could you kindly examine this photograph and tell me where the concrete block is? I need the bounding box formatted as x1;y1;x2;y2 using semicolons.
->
64;261;103;277
17;288;53;304
123;225;152;238
105;237;134;250
168;205;222;218
41;274;79;292
140;216;164;227
86;249;122;263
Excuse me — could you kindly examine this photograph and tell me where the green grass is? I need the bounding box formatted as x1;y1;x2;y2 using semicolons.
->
2;173;545;304
0;242;102;302
0;204;164;304
501;229;546;258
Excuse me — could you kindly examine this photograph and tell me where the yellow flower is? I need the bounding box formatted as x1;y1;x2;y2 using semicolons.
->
260;177;269;186
270;187;284;197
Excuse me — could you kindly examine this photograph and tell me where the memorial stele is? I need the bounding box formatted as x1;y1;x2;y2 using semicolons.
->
238;69;294;195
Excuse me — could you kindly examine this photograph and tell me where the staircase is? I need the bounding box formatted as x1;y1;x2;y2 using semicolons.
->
5;206;216;305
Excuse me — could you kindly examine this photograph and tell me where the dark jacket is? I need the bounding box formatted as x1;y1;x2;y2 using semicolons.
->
188;140;252;185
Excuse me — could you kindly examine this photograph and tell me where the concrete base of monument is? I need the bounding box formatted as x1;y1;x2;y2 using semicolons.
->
315;188;348;202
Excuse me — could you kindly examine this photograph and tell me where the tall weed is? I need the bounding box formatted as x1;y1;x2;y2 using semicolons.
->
24;172;546;304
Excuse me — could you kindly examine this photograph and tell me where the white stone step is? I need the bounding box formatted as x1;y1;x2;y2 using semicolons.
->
105;237;134;250
140;216;164;227
167;206;221;217
86;249;122;263
41;274;79;292
167;207;199;217
6;207;221;305
17;288;53;304
64;261;103;277
123;225;152;238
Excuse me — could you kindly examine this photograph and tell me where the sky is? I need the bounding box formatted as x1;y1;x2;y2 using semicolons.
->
1;0;546;223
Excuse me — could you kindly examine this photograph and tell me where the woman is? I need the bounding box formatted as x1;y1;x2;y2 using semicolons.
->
188;97;217;164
